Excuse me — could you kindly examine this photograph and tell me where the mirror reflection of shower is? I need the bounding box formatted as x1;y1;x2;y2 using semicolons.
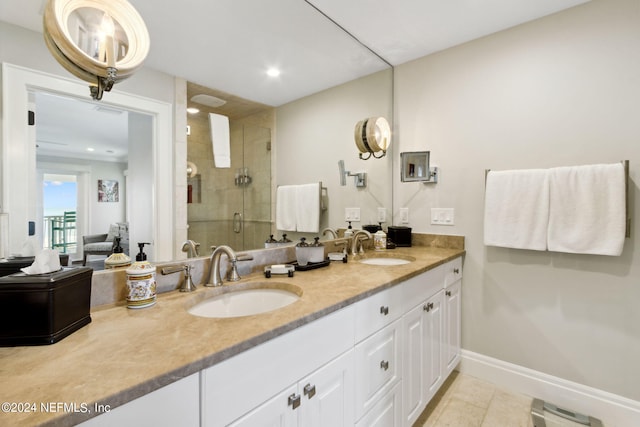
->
186;86;273;252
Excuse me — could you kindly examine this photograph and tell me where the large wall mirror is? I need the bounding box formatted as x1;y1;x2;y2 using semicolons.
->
1;5;393;266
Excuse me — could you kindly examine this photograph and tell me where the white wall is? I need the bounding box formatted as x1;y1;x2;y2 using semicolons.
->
394;0;640;401
88;161;127;233
275;69;393;240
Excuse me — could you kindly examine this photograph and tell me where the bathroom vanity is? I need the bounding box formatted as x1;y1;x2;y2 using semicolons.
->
0;242;463;427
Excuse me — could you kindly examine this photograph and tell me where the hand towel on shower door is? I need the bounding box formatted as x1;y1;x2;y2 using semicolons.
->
209;113;230;168
547;163;626;256
483;169;550;251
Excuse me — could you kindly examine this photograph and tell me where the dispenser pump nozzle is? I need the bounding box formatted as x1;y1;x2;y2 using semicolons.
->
136;242;150;261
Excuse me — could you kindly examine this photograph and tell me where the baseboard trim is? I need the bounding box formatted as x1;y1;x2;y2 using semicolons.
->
458;350;640;427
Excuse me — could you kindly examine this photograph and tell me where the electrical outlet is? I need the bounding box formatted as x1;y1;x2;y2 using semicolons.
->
431;208;455;225
345;207;361;222
377;207;387;223
399;208;409;224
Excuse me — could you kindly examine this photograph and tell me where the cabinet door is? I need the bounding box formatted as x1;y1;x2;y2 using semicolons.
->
355;382;403;427
299;350;354;427
424;290;444;401
228;384;298;427
402;303;426;427
444;280;462;376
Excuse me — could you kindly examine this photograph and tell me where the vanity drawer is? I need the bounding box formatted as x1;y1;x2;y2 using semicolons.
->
354;284;404;342
354;318;402;421
444;257;463;288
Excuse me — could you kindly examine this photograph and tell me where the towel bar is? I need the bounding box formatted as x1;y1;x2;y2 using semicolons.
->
484;160;630;238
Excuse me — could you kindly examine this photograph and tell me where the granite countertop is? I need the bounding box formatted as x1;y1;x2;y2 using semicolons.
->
0;245;464;426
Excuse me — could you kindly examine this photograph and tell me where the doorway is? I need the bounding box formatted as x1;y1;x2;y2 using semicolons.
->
42;173;78;254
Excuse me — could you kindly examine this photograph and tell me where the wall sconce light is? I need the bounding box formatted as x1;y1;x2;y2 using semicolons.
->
43;0;150;100
354;117;391;160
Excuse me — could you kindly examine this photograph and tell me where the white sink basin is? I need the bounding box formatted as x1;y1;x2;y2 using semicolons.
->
358;254;415;266
188;285;301;318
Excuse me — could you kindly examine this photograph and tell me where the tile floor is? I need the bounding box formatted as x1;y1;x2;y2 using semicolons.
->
415;372;588;427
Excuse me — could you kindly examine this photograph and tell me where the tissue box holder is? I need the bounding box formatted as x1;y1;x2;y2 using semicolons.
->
0;267;93;346
387;226;412;247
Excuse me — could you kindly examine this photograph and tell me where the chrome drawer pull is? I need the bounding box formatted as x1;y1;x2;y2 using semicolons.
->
380;360;389;371
303;383;316;399
380;306;389;316
288;393;301;409
423;302;434;312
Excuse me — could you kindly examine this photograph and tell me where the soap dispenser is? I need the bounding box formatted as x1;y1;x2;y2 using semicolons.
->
125;243;157;309
265;235;278;248
104;237;131;269
344;222;354;238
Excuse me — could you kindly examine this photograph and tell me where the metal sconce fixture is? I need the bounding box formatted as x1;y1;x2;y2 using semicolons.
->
338;160;367;188
354;117;391;160
43;0;150;100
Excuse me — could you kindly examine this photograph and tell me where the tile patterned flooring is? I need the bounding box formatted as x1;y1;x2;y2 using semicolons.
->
415;372;584;427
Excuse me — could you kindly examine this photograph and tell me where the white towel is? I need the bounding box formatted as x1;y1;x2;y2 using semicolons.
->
484;169;550;251
296;183;321;233
276;185;297;231
209;113;230;168
547;163;626;256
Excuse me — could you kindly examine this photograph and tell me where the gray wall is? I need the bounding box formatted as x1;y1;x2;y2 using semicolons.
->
394;0;640;400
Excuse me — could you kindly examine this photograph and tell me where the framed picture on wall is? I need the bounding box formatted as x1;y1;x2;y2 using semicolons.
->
98;179;119;202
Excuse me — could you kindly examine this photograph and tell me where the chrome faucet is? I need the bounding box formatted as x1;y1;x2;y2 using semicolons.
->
350;230;372;256
322;227;338;239
181;240;200;258
204;245;253;287
161;264;196;292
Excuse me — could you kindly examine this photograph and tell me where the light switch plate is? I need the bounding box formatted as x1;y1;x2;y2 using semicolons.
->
431;208;454;225
399;208;409;224
377;207;387;223
345;207;361;222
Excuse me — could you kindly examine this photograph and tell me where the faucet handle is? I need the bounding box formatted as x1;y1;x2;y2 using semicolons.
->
226;260;241;282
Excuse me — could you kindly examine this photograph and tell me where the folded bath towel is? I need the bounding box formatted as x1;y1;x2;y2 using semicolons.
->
296;183;321;233
484;169;550;251
547;163;626;256
276;185;297;231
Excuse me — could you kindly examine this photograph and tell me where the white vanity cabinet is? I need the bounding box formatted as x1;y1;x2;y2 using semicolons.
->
77;373;200;427
201;305;355;427
401;258;462;427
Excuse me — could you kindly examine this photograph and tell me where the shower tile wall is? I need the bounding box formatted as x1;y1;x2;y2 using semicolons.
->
187;109;273;252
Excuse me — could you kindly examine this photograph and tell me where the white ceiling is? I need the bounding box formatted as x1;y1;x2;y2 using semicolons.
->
1;0;589;160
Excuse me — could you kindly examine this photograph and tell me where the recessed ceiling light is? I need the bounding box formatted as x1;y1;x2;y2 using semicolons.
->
87;147;95;152
190;94;226;108
266;68;281;77
187;107;200;114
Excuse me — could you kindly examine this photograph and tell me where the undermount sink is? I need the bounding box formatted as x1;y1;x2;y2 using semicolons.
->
358;253;416;266
188;283;302;318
